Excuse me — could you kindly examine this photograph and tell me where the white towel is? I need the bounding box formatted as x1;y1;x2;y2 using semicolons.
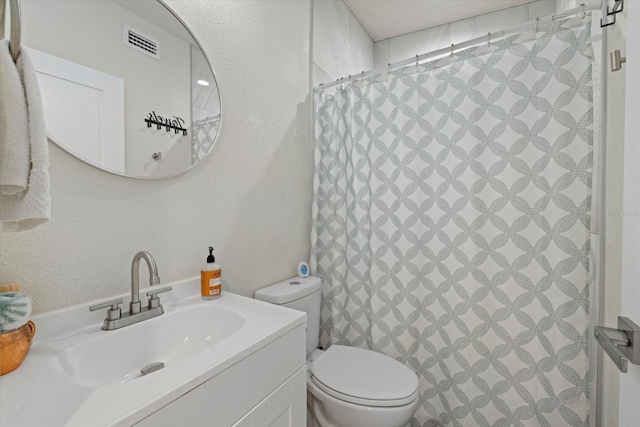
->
0;40;29;195
0;41;51;232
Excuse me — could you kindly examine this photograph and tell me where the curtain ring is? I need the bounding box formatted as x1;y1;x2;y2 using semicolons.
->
451;43;454;57
388;62;391;76
361;71;365;82
320;83;324;92
581;3;587;19
535;17;540;33
416;54;419;67
487;32;491;47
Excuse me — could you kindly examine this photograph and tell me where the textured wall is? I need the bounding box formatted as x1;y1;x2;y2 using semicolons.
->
0;0;313;313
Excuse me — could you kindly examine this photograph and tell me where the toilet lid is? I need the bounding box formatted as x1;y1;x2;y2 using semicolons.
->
310;345;419;407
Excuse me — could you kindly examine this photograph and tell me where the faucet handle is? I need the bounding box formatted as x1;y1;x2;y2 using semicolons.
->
89;298;124;311
146;287;172;298
146;287;172;309
89;298;123;321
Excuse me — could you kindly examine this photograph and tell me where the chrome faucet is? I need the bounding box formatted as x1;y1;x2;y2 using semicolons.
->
89;251;172;330
130;251;161;315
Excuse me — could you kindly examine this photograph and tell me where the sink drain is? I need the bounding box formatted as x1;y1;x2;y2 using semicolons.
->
141;362;165;376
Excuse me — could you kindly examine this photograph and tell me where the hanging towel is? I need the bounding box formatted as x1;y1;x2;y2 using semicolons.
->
0;42;51;232
0;40;29;195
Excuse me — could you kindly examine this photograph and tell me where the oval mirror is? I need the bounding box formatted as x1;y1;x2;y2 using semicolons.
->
21;0;221;179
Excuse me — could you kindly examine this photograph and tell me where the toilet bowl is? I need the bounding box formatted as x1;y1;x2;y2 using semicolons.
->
306;347;419;427
255;276;420;427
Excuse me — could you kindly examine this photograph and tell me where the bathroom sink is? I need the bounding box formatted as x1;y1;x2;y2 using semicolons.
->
52;305;244;387
1;278;306;427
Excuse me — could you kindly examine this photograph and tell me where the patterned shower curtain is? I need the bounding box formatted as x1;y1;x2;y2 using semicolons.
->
311;18;593;427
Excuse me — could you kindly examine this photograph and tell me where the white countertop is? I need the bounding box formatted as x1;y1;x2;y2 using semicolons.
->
0;278;306;427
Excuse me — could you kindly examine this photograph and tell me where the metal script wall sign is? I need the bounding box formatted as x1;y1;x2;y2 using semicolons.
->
145;111;187;136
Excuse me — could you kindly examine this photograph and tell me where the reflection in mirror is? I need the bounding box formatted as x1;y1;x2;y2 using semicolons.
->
21;0;221;179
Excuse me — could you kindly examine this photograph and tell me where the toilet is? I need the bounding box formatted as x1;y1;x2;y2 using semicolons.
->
255;276;419;427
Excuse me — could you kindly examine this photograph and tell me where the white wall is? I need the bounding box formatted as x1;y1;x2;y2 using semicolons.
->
312;0;374;86
556;0;581;13
0;0;312;313
374;0;555;67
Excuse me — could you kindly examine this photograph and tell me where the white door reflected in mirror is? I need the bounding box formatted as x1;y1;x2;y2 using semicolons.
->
30;48;126;174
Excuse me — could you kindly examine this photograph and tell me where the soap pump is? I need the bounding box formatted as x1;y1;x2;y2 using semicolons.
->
201;247;222;300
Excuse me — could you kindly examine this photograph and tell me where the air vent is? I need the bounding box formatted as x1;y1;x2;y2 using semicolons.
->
123;26;160;60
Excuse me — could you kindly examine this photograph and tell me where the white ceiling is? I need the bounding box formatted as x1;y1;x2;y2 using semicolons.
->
344;0;539;41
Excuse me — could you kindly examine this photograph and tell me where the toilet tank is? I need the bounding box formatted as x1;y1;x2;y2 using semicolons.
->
255;276;321;356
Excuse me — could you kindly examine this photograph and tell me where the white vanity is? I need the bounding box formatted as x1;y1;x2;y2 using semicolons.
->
0;278;307;427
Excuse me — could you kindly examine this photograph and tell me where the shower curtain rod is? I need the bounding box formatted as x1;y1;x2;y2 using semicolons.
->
318;2;603;91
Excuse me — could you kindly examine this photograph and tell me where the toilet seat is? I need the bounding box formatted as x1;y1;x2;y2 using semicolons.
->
310;345;419;408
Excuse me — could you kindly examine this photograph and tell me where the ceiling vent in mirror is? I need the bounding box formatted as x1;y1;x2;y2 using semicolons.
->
124;26;160;60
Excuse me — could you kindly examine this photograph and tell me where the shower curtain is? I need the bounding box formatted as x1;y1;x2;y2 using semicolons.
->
312;18;593;427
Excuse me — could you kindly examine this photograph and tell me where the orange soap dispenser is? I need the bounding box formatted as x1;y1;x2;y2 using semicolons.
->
201;246;222;300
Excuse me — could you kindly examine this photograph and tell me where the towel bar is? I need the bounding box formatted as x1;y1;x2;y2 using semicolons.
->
0;0;21;62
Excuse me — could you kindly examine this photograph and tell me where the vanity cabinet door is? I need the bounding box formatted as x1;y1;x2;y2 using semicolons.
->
229;367;305;427
231;414;251;427
250;367;306;427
